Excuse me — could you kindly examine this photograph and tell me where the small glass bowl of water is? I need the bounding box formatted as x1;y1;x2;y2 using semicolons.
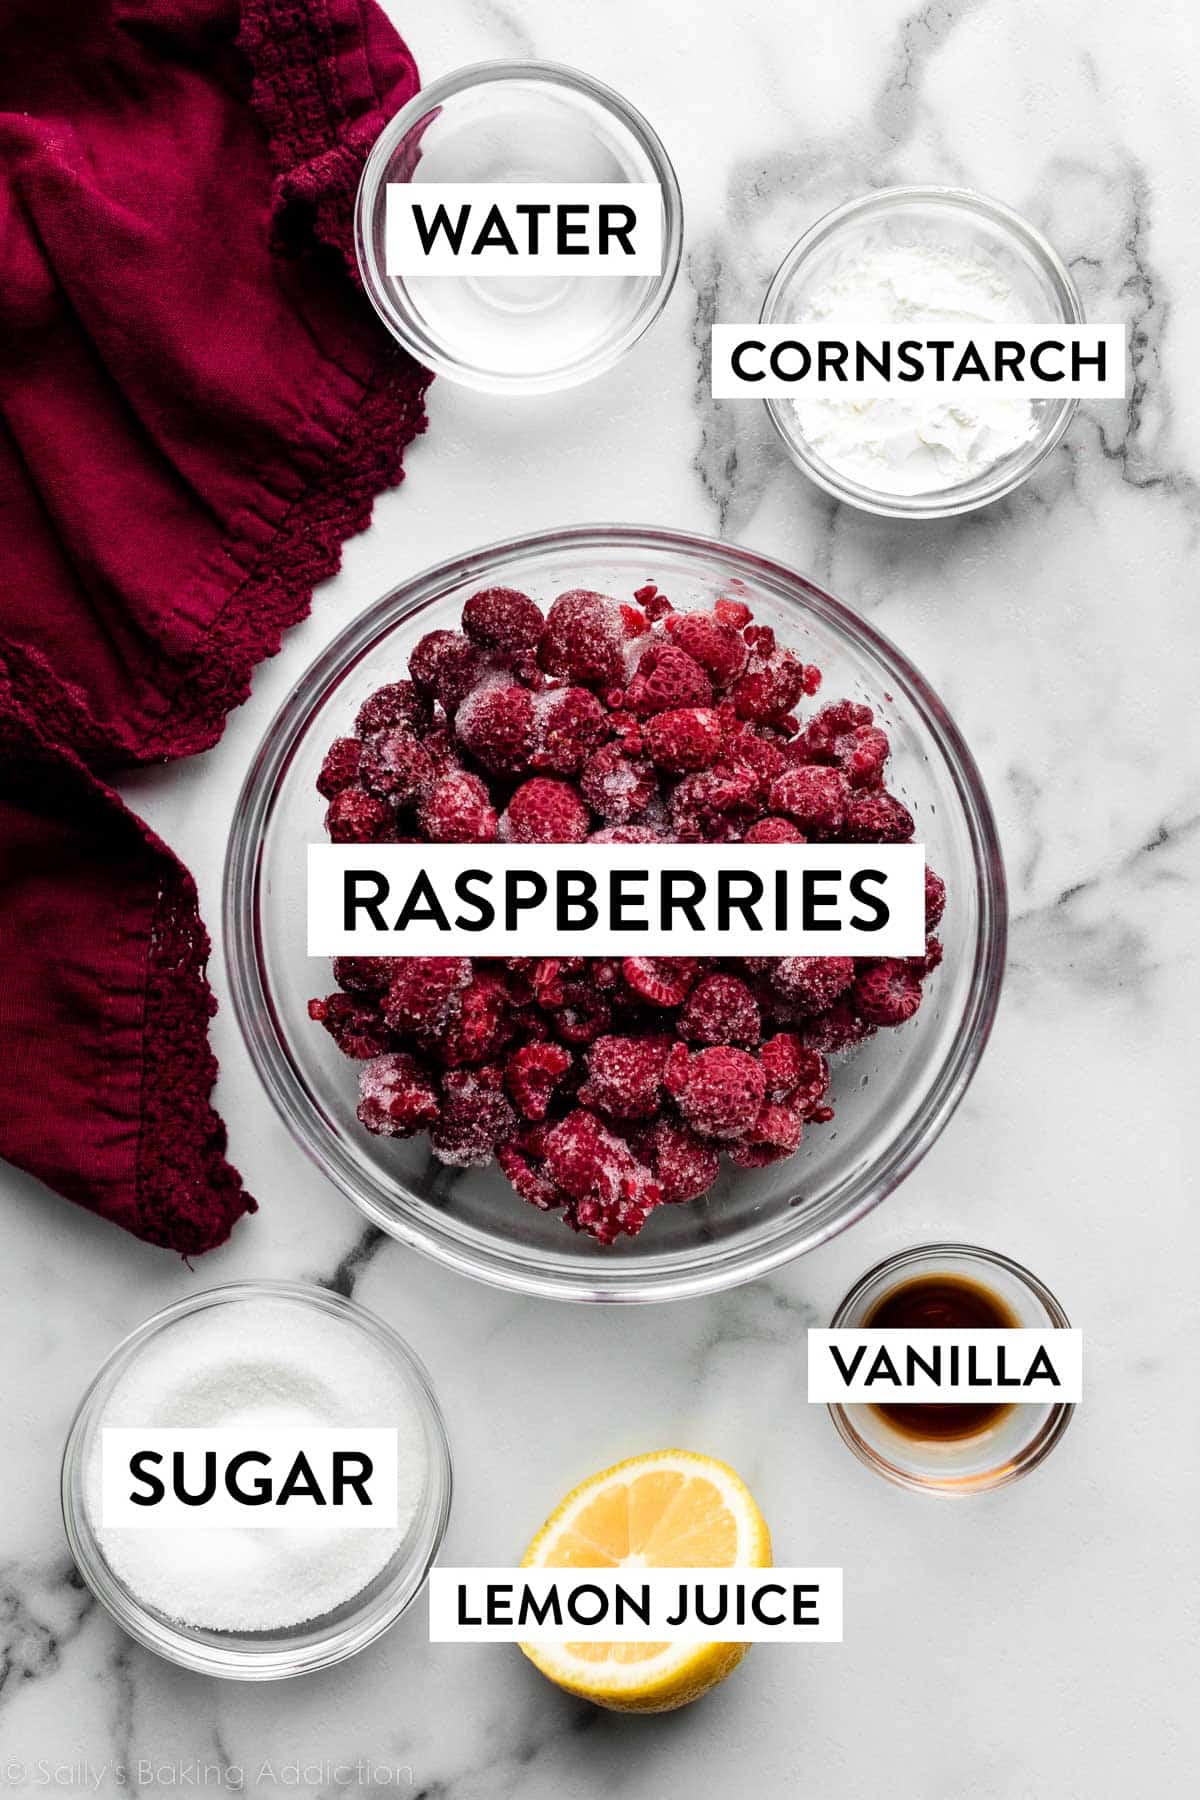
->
354;61;682;395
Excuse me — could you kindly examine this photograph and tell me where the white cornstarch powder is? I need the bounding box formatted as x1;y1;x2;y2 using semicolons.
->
791;240;1039;496
87;1299;428;1631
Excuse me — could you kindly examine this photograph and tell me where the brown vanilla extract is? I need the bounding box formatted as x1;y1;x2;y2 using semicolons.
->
863;1272;1020;1442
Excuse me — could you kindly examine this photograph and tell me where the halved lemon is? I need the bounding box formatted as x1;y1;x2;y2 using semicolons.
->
519;1449;772;1713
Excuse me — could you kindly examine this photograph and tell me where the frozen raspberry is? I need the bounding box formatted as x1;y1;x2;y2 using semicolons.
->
746;1101;803;1153
622;957;699;1006
608;714;644;753
590;824;663;844
502;777;591;844
680;975;761;1046
726;1140;793;1169
550;1000;611;1044
496;1144;563;1211
441;973;512;1067
580;1034;672;1119
794;697;868;740
382;957;472;1038
531;687;609;774
528;957;572;1007
714;597;752;628
507;651;549;689
550;986;613;1045
406;628;460;693
768;765;848;835
359;729;435;804
431;1067;517;1167
567;1190;655;1244
643;707;724;773
759;1034;830;1113
535;958;588;1005
356;1052;440;1137
316;738;363;798
925;867;947;929
355;681;433;739
332;955;393;995
454;682;535;775
842;727;891;788
625;642;712;716
919;934;944;975
505;1042;573;1120
639;587;673;623
543;1110;663;1244
579;745;656;823
325;788;393;843
663;612;749;686
545;1113;615;1197
744;817;806;844
792;701;889;789
417;770;498;843
843;790;915;842
409;629;487;713
422;723;464;777
725;732;789;800
853;959;924;1026
308;993;390;1060
803;996;876;1053
461;586;545;652
731;648;807;722
514;1118;554;1159
665;1044;765;1142
648;1122;721;1204
538;590;627;687
772;957;856;1016
669;762;758;841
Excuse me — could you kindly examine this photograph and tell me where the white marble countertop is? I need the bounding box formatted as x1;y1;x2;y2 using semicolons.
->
2;0;1197;1794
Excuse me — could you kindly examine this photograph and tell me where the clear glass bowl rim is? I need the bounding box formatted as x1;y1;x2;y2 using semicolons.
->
760;184;1086;520
222;523;1008;1304
353;58;685;394
61;1279;453;1680
826;1241;1075;1494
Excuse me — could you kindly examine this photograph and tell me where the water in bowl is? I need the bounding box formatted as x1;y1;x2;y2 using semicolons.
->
395;80;665;384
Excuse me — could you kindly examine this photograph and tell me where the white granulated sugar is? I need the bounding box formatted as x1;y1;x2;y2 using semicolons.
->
791;240;1039;496
87;1299;427;1632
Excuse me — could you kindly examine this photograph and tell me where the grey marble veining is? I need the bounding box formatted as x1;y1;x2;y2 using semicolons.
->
1;0;1197;1794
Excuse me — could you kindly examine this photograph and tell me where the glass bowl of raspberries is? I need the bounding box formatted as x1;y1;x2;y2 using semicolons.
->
224;527;1006;1301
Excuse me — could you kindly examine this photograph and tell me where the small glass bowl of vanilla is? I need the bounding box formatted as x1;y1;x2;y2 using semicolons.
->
826;1243;1075;1494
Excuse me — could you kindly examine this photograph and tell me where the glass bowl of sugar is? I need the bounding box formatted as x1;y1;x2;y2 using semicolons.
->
354;61;683;394
760;186;1085;518
61;1282;452;1679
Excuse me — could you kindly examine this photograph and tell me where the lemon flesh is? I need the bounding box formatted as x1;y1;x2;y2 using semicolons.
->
519;1449;772;1714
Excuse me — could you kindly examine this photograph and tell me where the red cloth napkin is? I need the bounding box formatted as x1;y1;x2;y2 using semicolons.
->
0;0;431;1253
